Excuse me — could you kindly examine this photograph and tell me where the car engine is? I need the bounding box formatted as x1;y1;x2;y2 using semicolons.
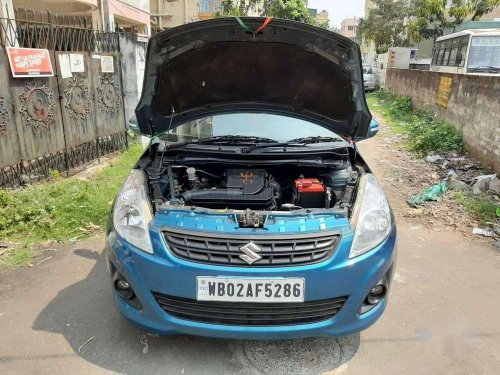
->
182;169;280;209
147;159;359;213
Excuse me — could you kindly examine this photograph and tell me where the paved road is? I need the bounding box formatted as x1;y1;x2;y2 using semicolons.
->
1;118;499;375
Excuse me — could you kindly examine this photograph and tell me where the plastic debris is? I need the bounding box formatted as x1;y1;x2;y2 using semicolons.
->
408;181;448;207
140;335;149;354
475;174;496;181
472;227;496;237
425;154;444;164
35;256;53;266
78;336;95;353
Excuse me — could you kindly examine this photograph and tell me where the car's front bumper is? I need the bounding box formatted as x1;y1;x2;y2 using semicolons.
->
364;81;376;91
106;226;397;339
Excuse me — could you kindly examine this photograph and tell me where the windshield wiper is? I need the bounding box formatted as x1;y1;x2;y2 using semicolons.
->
242;136;343;153
288;136;344;144
197;135;278;144
468;65;500;72
164;135;278;149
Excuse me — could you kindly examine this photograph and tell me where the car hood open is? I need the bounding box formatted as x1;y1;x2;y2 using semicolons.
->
136;17;372;141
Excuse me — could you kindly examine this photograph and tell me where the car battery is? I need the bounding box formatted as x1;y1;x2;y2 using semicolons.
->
294;178;325;208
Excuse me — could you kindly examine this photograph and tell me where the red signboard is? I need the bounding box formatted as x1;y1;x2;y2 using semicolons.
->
6;47;54;78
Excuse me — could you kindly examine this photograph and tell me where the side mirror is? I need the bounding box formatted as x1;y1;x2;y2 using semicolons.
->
127;114;141;135
367;119;379;138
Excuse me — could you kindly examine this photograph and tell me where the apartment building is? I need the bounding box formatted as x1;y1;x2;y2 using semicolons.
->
340;17;358;42
1;0;151;35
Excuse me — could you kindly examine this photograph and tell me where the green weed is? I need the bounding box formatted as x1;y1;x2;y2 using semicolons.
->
0;143;143;266
4;248;36;267
454;192;499;225
369;89;464;156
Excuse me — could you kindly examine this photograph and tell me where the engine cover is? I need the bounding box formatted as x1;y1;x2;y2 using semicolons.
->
182;169;275;209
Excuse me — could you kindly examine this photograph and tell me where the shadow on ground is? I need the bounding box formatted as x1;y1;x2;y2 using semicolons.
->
32;249;360;375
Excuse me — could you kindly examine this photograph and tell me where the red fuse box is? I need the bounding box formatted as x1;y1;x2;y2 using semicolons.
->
294;178;325;208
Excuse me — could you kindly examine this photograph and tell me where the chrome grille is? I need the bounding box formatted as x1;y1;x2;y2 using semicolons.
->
163;229;340;266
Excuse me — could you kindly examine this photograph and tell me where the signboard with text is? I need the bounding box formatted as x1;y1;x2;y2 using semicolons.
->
436;76;453;109
6;47;54;78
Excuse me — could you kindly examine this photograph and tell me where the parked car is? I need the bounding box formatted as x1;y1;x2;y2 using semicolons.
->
106;18;396;339
363;65;376;91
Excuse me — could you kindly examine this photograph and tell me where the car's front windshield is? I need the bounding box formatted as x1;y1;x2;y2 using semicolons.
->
467;36;500;73
160;113;341;144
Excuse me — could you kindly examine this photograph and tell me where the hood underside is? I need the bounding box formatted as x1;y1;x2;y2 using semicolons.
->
136;18;372;140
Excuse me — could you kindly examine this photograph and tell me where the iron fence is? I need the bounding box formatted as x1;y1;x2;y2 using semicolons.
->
1;14;119;52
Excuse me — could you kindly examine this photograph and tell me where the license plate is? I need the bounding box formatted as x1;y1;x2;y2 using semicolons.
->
196;277;305;303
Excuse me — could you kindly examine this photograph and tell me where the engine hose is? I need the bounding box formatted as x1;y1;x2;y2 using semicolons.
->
173;166;222;180
167;164;176;199
182;189;244;202
270;181;282;201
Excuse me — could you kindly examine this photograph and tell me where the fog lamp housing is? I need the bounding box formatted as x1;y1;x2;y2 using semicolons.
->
113;271;135;300
367;283;387;305
358;276;389;314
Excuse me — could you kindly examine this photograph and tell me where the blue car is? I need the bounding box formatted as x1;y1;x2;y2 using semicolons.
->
107;17;396;339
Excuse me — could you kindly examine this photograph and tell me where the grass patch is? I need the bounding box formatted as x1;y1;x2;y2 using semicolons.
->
0;143;143;266
454;192;499;225
368;89;464;156
4;247;37;267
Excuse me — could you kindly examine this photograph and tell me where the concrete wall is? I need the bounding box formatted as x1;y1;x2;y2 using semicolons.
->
119;33;147;122
151;0;199;29
385;69;500;172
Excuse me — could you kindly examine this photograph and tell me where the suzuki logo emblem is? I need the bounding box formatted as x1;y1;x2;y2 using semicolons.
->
239;242;262;265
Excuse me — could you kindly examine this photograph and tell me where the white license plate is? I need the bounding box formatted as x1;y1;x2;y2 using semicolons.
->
197;277;305;303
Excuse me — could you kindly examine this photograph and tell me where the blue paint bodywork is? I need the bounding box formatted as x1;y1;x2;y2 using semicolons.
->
367;119;379;138
106;208;396;339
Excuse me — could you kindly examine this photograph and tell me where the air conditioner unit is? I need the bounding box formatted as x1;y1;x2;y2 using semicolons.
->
151;16;158;25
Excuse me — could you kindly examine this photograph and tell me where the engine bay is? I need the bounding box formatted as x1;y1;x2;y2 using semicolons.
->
145;154;363;218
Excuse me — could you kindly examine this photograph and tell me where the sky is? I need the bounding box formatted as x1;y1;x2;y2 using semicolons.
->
308;0;365;29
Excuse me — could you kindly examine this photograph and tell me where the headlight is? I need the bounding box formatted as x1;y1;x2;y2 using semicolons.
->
349;174;392;258
113;169;153;254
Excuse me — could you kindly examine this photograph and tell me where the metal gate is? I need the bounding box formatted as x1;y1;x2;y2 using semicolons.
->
0;48;21;186
0;14;128;188
55;51;98;169
91;52;127;155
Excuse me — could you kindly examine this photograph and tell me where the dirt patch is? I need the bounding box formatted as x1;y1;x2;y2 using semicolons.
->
70;152;122;181
358;110;495;243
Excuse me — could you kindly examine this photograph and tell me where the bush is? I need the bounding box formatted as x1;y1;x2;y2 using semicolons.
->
374;89;464;156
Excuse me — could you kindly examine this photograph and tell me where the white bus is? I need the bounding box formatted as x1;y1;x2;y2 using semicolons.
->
430;29;500;75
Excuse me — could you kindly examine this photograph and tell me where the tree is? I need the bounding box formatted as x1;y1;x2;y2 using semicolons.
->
261;0;311;23
358;0;413;54
216;0;332;30
409;0;500;42
217;0;261;17
217;0;312;24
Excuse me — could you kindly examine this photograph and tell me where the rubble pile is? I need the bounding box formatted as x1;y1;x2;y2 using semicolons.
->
377;134;499;244
425;152;498;193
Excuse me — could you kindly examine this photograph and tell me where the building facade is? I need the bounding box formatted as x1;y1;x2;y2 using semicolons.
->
340;17;358;42
150;0;202;33
315;9;329;26
1;0;151;36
